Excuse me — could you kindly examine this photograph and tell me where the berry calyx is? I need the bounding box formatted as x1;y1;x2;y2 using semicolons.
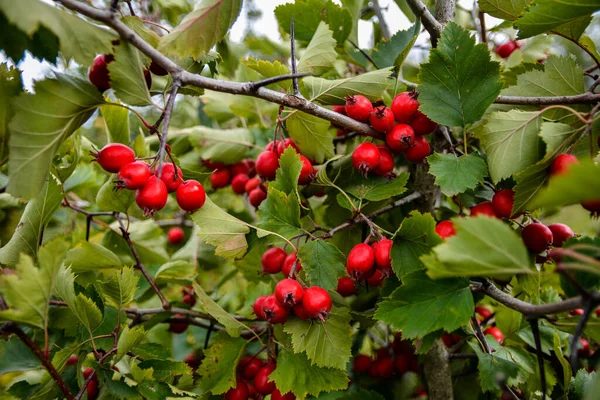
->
116;161;151;190
391;92;419;123
372;238;393;273
471;201;497;218
435;220;456;240
224;379;249;400
239;356;263;380
248;187;267;208
135;176;168;216
176;180;206;212
261;295;290;324
302;286;332;320
158;163;183;193
232;173;250;194
271;388;296;400
282;252;303;277
496;40;519;58
346;243;376;280
298;155;314;185
386;124;415;153
254;364;276;395
492;189;516;219
548;223;574;247
92;143;135;173
168;314;189;334
275;278;304;306
168;227;185;245
403;135;430;163
88;54;114;92
353;355;373;373
521;223;553;253
256;151;280;180
373;146;395;178
336;276;355;297
261;247;287;274
369;106;395;133
352;142;380;176
210;168;231;189
483;326;504;343
345;95;373;122
550;154;579;176
253;296;268;320
410;110;438;136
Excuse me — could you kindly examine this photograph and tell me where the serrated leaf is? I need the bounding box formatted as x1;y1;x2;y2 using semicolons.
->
95;267;139;310
158;0;242;59
553;16;592;40
272;147;303;195
515;0;600;38
283;306;352;370
427;153;488;196
101;104;130;145
192;282;252;337
370;21;420;70
116;326;146;362
0;64;22;167
121;16;160;48
287;111;333;164
95;177;135;214
154;260;196;284
478;0;531;20
297;241;346;290
257;187;303;238
7;73;104;199
137;359;191;381
391;211;442;278
241;58;291;91
297;21;337;76
54;266;103;333
423;216;533;278
346;172;409;202
108;41;152;106
198;332;246;394
271;349;349;399
470;342;521;393
418;22;502;128
184;126;254;164
65;242;122;273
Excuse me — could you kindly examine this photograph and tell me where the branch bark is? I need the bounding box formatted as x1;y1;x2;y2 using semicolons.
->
405;0;443;44
371;0;391;39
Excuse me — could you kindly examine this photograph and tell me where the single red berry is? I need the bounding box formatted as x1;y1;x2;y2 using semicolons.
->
135;176;168;216
202;159;226;170
245;177;262;194
116;161;151;190
394;354;410;375
582;199;600;217
496;40;519;58
254;364;277;395
370;106;395;133
410;110;438;136
232;174;250;194
225;379;250;400
210;168;231;189
253;296;268;320
302;286;332;320
182;293;196;308
550;154;579;176
471;201;497;218
282;252;302;277
158;163;183;193
283;138;300;153
231;160;252;177
92;143;135;173
184;353;201;370
522;223;553;253
256;151;280;180
345;95;373;122
346;243;376;280
266;140;285;156
548;223;574;247
83;368;99;400
293;303;310;320
435;220;456;240
149;60;168;76
391;92;419;123
386;124;415;153
168;227;185;245
369;357;394;379
353;355;372;374
248;187;267;208
298;155;314;185
336;276;355;297
475;306;493;320
441;333;461;348
169;314;189;334
332;105;346;115
571;308;585;316
275;278;304;306
373;238;393;271
261;295;290;324
484;326;504;343
239;356;263;380
367;269;385;286
579;338;591;357
403;136;430;163
176;180;206;212
492;189;516;219
271;388;296;400
66;355;78;366
352;142;380;176
261;247;287;274
374;146;395;178
88;54;114;92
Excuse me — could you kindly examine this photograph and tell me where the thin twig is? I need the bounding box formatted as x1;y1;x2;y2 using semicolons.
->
569;299;595;372
156;81;180;179
290;17;300;96
478;11;487;43
371;0;390;39
528;318;546;399
470;314;492;353
122;306;251;321
348;40;381;69
405;0;444;45
249;73;311;91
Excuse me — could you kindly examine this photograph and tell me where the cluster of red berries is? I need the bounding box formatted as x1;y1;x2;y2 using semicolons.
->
495;39;520;59
344;238;393;286
92;143;206;216
224;357;294;400
203;158;269;207
353;334;420;382
88;54;168;92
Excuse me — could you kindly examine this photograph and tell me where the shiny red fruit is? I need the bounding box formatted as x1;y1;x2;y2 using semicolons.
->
435;220;456;239
225;379;250;400
293;303;310;320
135;176;168;215
275;278;304;306
281;252;303;277
298;155;314;185
579;338;591;357
394;354;410;375
117;161;151;190
353;354;373;373
336;276;355;297
352;142;380;175
367;269;385;286
373;238;393;271
582;199;600;216
93;143;135;173
210;168;231;189
484;326;504;343
239;356;263;380
410;110;438;135
83;368;99;400
496;40;519;58
271;388;296;400
168;227;185;245
66;355;78;366
302;287;332;319
403;136;430;163
253;296;268;320
245;177;262;194
261;295;290;324
522;223;553;253
550;154;578;176
332;105;346;115
386;124;415;153
169;314;189;334
256;151;280;180
261;247;287;274
346;243;376;280
231;159;254;177
88;54;114;92
283;138;300;152
492;189;516;219
374;146;395;178
345;95;373;122
254;364;277;395
548;223;574;247
266;140;285;155
232;174;250;194
471;201;497;218
158;163;183;192
391;92;419;123
176;180;206;212
370;106;395;133
248;187;267;208
369;357;394;379
475;306;492;320
182;293;196;307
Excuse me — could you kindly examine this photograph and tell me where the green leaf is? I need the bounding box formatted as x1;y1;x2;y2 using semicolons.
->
515;0;600;38
339;389;385;400
417;22;502;128
101;104;130;145
427;153;489;196
0;239;68;329
191;196;251;259
154;260;197;284
198;332;247;394
478;0;531;20
0;0;115;66
287;111;333;164
0;338;40;374
346;172;409;202
95;177;135;214
94;267;139;309
184;126;254;164
121;16;160;48
283;306;352;370
0;64;22;167
553;16;592;40
391;211;442;278
108;41;152;107
370;21;420;70
297;21;337;76
470;342;521;393
272;147;303;195
553;332;572;391
423;216;533;279
158;0;242;59
116;326;146;362
375;272;473;339
274;0;353;45
302;68;393;105
297;241;346;290
271;349;349;399
476;110;542;183
7;73;104;199
65;242;122;273
0;174;62;266
257;187;303;238
137;359;191;381
241;58;291;91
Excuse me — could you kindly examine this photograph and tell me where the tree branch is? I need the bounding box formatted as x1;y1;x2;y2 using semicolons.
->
156;81;180;179
290;17;300;96
528;318;547;399
371;0;391;39
495;93;600;105
405;0;443;45
122;306;251;321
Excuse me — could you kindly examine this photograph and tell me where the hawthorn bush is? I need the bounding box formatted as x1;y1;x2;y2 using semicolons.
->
0;0;599;399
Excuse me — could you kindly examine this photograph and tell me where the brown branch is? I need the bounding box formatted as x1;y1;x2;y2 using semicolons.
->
122;306;251;321
405;0;444;45
495;93;600;105
156;81;180;179
371;0;391;39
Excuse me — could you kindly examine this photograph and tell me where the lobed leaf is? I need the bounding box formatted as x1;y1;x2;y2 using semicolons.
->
427;153;488;196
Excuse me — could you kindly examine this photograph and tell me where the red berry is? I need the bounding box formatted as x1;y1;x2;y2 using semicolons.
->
256;151;280;180
471;201;497;218
492;189;516;219
261;247;287;274
373;238;393;272
441;333;461;348
182;293;196;307
351;142;380;176
370;106;395;133
435;220;456;239
403;136;430;163
483;327;504;343
210;168;231;189
522;223;553;253
582;199;600;216
367;269;385;286
281;252;303;277
254;364;276;395
336;276;355;297
353;355;372;374
253;296;268;320
135;176;168;215
232;174;250;194
579;338;591;357
271;388;296;400
245;177;262;194
298;155;314;185
283;138;300;152
261;295;290;324
88;54;114;92
239;356;263;380
571;308;584;316
158;163;183;193
225;379;250;400
169;314;189;334
292;303;310;320
496;40;519;58
176;180;206;212
386;124;415;153
92;143;135;173
345;95;373;122
391;92;419;123
66;355;78;366
548;223;574;247
394;354;410;375
369;357;394;379
116;161;151;190
149;60;168;76
302;287;332;319
83;368;99;400
410;110;438;136
373;146;395;178
266;141;285;156
550;154;578;176
475;306;492;320
183;353;200;371
168;227;185;245
248;187;267;208
332;105;346;115
346;243;376;280
231;159;253;177
275;279;304;306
